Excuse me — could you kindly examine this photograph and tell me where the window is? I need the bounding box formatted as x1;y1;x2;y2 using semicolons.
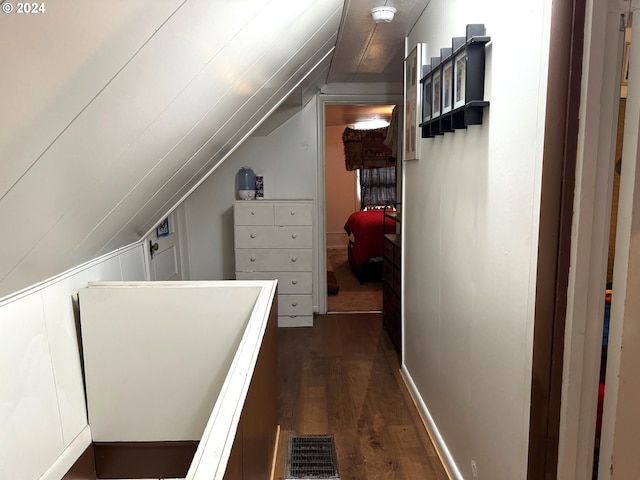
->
358;166;396;209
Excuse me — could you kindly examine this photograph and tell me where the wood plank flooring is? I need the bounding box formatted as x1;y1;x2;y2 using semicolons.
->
274;313;448;480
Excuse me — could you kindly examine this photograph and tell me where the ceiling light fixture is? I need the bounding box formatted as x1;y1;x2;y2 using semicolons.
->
352;119;390;130
371;6;396;23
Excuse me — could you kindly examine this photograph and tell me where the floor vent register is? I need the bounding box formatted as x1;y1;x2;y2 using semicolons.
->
284;435;340;480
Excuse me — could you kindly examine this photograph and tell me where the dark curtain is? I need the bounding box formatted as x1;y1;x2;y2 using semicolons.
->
359;166;396;209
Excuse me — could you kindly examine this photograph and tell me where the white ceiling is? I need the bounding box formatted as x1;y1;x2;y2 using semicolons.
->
0;0;427;297
329;0;428;83
256;0;427;133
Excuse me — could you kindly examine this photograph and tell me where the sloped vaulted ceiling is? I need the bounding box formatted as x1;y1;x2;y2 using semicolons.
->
0;0;342;297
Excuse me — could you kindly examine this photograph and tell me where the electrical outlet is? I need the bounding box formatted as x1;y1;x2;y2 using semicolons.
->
471;459;478;478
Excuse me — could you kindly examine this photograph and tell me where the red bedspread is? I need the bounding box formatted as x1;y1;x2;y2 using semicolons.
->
344;210;396;265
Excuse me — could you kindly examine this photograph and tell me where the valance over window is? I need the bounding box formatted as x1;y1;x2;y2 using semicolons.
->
342;126;396;171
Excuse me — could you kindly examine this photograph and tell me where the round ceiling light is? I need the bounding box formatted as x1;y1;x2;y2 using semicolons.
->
370;6;397;23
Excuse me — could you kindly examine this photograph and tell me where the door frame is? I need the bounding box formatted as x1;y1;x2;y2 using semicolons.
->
554;1;626;478
143;208;189;281
315;93;403;314
527;0;587;476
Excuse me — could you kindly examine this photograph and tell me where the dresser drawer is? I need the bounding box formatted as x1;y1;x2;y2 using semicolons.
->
278;294;313;316
235;271;312;294
234;202;274;225
274;203;312;226
383;237;394;261
235;249;312;272
393;243;401;267
393;265;401;296
234;226;312;249
278;315;313;327
383;258;394;288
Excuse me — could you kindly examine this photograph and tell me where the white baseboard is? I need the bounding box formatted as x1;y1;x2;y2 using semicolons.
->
400;366;463;480
39;425;92;480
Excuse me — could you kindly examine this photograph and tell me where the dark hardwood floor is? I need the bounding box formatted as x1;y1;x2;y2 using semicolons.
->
275;313;448;480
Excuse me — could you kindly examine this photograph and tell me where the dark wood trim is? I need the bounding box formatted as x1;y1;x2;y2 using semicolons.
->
528;0;586;478
62;443;96;480
94;441;198;479
224;292;278;479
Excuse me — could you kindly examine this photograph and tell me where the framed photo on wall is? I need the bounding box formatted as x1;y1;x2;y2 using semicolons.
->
442;60;453;114
432;68;441;118
453;51;467;109
404;43;425;161
156;218;170;237
422;75;432;122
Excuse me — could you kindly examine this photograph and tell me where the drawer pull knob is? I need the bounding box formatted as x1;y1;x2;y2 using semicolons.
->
291;233;297;239
291;256;297;262
250;232;256;238
250;256;256;262
292;301;298;307
291;279;298;285
290;211;295;215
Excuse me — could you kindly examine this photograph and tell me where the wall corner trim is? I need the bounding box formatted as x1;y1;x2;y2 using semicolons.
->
39;425;92;480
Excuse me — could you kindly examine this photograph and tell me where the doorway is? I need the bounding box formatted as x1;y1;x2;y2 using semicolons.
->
592;14;631;478
556;4;633;479
317;94;402;313
147;211;182;282
323;103;395;313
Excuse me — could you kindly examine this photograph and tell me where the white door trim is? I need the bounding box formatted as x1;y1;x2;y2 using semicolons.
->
558;2;624;478
315;92;403;314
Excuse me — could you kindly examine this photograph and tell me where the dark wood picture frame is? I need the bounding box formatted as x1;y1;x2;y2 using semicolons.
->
419;24;490;138
422;70;432;122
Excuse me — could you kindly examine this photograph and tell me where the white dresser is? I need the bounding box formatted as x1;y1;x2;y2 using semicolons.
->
234;200;313;327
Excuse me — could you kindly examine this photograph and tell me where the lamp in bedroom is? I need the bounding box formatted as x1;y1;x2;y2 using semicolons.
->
237;166;256;200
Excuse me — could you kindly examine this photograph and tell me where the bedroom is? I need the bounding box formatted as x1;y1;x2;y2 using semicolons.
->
324;103;399;313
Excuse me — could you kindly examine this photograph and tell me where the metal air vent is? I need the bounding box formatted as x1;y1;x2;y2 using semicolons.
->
284;435;340;479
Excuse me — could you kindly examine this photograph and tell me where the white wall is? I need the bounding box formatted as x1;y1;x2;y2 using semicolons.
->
0;244;146;480
183;100;320;294
403;2;551;479
79;282;261;441
325;124;358;248
0;0;341;299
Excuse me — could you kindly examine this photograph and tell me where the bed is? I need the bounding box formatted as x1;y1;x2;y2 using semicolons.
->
343;208;397;284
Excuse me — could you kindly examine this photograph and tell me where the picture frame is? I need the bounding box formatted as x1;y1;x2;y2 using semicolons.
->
422;74;432;122
404;43;425;161
156;217;170;237
418;25;490;138
453;51;467;109
432;68;441;118
442;59;453;114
